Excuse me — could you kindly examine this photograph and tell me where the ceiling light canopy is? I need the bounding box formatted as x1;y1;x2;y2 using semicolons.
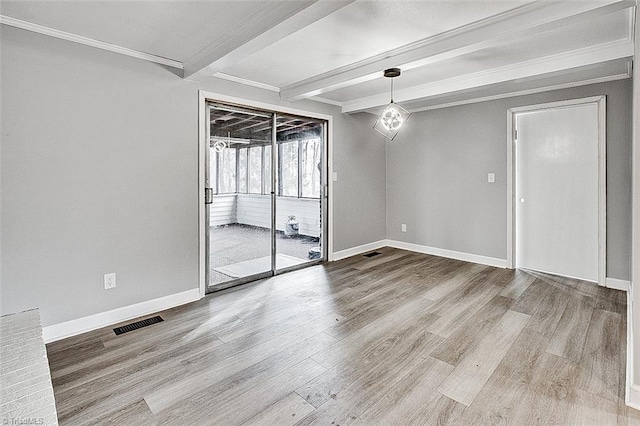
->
374;68;410;141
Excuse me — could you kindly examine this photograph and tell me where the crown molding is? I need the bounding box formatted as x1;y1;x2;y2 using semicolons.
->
0;15;183;70
212;72;280;93
407;70;631;114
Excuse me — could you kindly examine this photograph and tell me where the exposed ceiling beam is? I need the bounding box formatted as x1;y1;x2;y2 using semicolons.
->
183;0;355;79
280;0;635;101
236;119;275;132
254;119;301;133
342;40;634;113
215;115;262;130
407;63;631;114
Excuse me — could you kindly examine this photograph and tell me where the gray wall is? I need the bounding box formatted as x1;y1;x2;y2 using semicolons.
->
332;113;387;249
0;26;385;326
386;79;632;280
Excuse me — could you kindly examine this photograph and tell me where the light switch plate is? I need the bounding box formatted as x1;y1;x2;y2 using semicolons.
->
488;173;495;183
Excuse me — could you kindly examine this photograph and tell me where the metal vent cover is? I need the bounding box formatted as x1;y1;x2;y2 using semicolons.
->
113;316;164;335
363;251;382;258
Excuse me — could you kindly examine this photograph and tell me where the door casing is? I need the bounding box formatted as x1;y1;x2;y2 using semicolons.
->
506;95;606;286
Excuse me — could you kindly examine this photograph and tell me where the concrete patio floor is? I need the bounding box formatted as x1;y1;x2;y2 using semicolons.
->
208;223;319;288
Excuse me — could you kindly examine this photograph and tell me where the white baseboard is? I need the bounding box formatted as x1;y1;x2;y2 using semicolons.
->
606;277;630;291
386;240;508;268
627;290;640;410
332;240;388;261
42;288;201;343
628;385;640;410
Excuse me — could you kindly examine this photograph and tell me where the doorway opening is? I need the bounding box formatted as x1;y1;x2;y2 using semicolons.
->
201;96;330;293
507;96;606;285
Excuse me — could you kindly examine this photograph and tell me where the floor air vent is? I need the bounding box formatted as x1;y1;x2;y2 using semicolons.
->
363;251;382;258
113;316;164;335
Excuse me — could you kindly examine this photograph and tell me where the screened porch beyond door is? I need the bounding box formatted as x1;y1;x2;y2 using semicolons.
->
208;194;320;287
206;103;326;292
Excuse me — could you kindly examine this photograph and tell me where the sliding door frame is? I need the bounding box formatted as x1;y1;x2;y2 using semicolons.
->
198;91;334;297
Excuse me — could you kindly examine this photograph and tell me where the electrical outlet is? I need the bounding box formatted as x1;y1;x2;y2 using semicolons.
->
401;224;407;232
488;173;495;183
104;273;116;290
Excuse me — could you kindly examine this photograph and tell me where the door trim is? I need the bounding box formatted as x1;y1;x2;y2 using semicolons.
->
198;90;334;297
506;95;606;286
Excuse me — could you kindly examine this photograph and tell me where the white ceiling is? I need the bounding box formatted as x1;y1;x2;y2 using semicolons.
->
0;0;635;113
0;1;316;62
226;1;529;87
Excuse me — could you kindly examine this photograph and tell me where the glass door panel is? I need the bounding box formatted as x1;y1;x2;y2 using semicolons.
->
207;103;273;292
275;113;325;272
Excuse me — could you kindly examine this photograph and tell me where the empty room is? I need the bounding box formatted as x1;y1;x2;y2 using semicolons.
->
2;0;640;424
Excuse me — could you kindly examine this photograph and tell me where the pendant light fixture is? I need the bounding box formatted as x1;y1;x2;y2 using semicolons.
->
374;68;410;141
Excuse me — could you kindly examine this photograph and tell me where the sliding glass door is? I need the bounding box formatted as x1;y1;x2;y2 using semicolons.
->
275;113;325;272
205;102;326;293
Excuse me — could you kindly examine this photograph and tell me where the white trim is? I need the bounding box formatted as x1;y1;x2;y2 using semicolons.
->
333;240;630;287
630;3;640;412
331;240;388;261
212;73;280;93
199;91;334;122
197;91;334;295
627;292;640;409
628;385;640;410
327;119;335;261
198;92;207;298
598;96;608;287
310;96;344;108
606;277;630;291
507;109;515;269
0;15;183;70
407;70;631;114
506;96;607;286
42;288;200;343
386;240;508;268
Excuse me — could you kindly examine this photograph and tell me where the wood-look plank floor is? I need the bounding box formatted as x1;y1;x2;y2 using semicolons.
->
46;248;640;425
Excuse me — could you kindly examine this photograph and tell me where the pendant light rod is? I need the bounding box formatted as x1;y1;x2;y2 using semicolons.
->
384;68;401;103
390;78;394;103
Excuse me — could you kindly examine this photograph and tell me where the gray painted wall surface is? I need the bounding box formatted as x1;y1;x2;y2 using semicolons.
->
332;113;387;249
386;80;632;280
0;26;385;326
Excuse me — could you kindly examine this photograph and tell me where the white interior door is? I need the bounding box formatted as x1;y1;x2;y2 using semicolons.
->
515;101;602;283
